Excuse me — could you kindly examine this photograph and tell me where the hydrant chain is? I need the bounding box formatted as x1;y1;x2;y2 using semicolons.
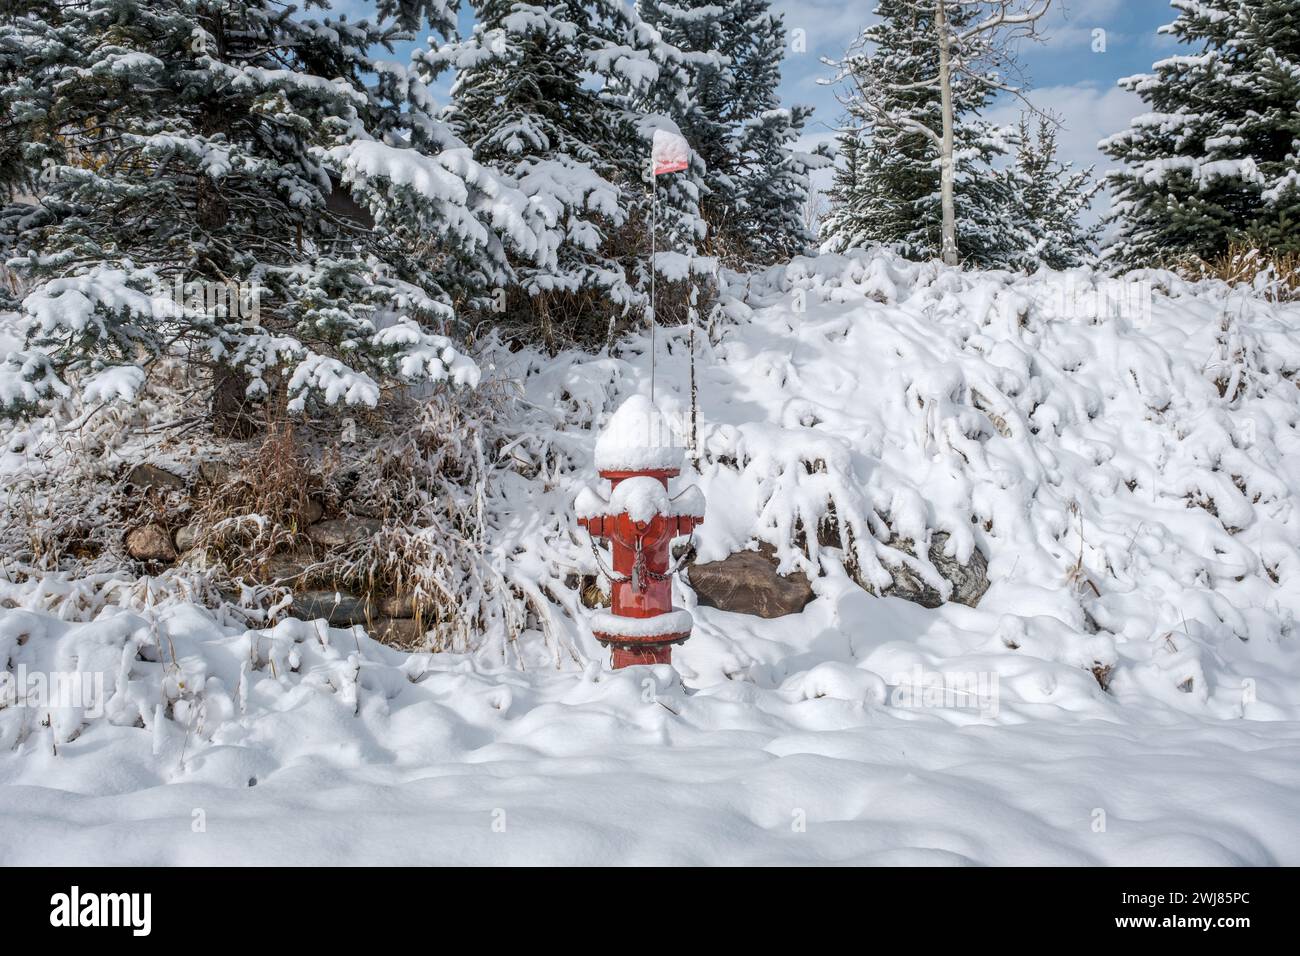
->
593;533;694;591
644;532;695;582
589;539;630;585
631;538;645;593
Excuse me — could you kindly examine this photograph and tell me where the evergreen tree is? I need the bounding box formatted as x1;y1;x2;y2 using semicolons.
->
0;0;540;425
735;103;820;261
1003;116;1100;271
822;132;875;253
637;0;738;219
1102;0;1300;266
639;0;822;263
823;0;1017;267
429;0;704;342
730;8;821;261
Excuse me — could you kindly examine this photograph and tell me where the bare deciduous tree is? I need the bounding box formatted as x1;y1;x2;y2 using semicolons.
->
838;0;1052;266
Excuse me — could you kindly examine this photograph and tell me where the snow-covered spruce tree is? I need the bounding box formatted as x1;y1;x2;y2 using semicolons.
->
425;0;705;345
823;0;1020;268
730;9;823;262
734;103;820;262
639;0;822;263
821;131;873;252
637;0;737;218
1102;0;1300;267
0;0;533;429
1002;115;1100;271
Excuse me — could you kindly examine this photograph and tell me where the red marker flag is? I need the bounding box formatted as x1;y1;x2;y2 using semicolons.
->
651;129;690;176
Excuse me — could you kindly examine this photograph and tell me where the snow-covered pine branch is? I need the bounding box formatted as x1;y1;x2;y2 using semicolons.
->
0;0;504;425
430;0;707;342
1101;0;1300;266
640;0;824;263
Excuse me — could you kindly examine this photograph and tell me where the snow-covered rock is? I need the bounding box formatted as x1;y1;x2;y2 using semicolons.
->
125;525;176;562
687;544;815;618
306;517;382;548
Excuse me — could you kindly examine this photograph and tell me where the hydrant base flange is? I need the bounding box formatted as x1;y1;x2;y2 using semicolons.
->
610;645;676;669
591;630;692;650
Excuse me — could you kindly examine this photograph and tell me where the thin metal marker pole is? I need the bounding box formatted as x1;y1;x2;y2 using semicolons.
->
649;171;657;402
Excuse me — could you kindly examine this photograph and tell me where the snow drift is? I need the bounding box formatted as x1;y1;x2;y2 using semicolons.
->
3;249;1299;864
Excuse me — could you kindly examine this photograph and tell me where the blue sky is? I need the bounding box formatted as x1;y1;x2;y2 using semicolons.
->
777;0;1176;223
342;1;1182;221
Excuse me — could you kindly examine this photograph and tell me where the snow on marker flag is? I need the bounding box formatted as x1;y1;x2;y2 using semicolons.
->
651;129;689;176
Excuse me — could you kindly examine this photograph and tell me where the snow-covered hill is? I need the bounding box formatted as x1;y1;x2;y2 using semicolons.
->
2;250;1299;864
500;250;1300;717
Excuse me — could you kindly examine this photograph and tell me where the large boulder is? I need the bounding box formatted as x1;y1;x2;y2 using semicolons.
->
173;523;201;552
125;463;186;492
867;531;989;609
930;533;990;607
302;498;324;524
687;543;815;618
288;589;376;626
262;550;326;586
380;589;434;619
368;617;426;647
196;459;234;486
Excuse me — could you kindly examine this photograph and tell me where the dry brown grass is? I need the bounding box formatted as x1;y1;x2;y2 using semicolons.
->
337;387;518;650
188;417;327;578
1178;242;1300;300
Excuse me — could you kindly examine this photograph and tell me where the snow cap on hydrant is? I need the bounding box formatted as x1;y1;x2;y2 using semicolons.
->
577;394;704;669
593;393;684;475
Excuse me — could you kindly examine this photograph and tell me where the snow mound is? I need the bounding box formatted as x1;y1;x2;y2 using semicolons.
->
1;572;1297;865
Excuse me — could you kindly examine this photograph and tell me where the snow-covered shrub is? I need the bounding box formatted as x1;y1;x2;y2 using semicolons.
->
464;249;1300;714
0;356;197;573
307;383;528;655
1175;243;1300;302
187;421;326;576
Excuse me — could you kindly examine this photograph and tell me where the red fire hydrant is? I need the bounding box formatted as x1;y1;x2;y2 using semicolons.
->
576;396;705;668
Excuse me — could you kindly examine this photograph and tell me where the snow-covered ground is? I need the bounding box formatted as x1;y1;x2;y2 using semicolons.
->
2;251;1299;865
2;594;1297;865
